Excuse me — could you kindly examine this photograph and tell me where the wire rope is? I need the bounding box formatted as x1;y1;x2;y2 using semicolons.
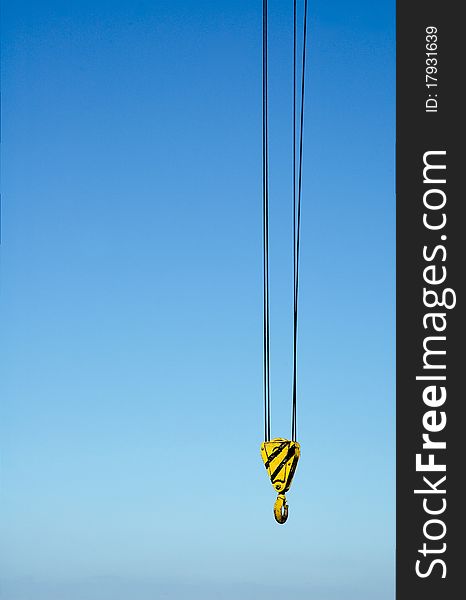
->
262;0;271;441
262;0;308;443
292;0;308;442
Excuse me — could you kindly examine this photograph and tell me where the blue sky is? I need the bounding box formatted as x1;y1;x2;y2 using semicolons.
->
1;1;395;598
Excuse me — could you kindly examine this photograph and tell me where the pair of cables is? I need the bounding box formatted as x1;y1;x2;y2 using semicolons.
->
262;0;309;442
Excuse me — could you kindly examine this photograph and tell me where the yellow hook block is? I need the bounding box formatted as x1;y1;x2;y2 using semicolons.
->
260;438;300;524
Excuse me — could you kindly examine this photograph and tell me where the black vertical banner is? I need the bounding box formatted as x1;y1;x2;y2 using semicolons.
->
397;2;464;598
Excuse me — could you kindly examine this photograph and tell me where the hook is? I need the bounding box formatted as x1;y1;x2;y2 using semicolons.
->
274;493;289;524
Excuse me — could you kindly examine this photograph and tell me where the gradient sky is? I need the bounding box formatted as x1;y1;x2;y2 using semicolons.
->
1;1;395;599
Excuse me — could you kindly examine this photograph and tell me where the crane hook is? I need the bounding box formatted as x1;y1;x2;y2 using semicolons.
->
260;439;300;524
274;493;289;524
